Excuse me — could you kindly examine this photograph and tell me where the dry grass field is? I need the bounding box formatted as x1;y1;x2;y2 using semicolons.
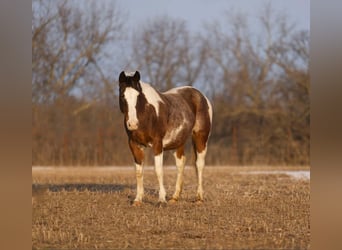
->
32;166;310;249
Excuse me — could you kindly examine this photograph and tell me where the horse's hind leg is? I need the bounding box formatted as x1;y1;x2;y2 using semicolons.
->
169;146;186;203
192;131;209;202
152;141;167;204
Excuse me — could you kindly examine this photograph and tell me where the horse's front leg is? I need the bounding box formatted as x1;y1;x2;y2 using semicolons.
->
129;140;144;206
153;141;166;203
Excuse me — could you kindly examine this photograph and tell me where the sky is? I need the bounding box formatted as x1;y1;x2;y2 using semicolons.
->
110;0;310;77
117;0;310;32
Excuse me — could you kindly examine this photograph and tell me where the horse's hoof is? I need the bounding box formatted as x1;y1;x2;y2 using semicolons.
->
195;199;204;205
168;198;178;204
132;201;142;207
157;201;167;208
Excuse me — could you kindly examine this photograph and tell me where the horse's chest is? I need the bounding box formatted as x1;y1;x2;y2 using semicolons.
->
129;130;152;147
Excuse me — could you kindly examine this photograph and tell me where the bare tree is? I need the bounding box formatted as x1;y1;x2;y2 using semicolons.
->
269;30;310;164
202;3;309;165
130;16;206;91
32;0;124;103
32;0;126;166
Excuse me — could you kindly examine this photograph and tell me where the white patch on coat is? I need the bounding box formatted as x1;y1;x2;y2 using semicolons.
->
124;87;140;130
140;82;164;116
164;86;192;94
204;96;213;124
165;86;212;132
193;95;213;133
162;122;186;147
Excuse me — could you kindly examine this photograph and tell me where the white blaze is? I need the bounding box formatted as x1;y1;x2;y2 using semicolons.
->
124;87;140;130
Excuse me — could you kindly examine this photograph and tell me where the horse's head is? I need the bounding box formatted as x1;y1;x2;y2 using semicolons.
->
118;71;142;131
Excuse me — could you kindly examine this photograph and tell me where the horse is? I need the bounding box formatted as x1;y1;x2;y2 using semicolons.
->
118;71;212;206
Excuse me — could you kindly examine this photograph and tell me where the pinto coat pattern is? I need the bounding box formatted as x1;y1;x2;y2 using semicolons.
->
118;71;212;205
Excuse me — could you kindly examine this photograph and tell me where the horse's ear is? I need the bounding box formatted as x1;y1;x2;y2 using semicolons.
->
132;71;142;91
119;71;126;83
133;71;140;82
136;81;142;92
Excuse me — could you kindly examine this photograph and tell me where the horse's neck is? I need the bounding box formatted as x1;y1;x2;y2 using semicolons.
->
140;82;164;117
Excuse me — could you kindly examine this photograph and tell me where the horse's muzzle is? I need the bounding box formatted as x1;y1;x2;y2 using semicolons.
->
127;120;139;130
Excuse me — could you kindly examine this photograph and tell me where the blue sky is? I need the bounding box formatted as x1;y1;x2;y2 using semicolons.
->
110;0;310;74
118;0;310;32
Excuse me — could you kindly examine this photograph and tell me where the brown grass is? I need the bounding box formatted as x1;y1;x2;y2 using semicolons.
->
32;166;310;249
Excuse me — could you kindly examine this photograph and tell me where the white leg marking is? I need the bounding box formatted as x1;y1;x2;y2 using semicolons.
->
154;152;166;202
196;147;207;201
172;152;186;200
134;163;144;202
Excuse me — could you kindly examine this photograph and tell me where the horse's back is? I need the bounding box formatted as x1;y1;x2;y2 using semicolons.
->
164;86;212;133
164;86;209;110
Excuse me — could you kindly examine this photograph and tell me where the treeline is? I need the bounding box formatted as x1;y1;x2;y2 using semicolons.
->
32;1;309;166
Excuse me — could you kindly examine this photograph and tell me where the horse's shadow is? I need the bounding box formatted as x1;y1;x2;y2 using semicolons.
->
32;184;204;206
32;183;166;206
32;183;134;194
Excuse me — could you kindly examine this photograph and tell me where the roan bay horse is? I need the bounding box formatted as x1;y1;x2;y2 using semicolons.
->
118;71;212;206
